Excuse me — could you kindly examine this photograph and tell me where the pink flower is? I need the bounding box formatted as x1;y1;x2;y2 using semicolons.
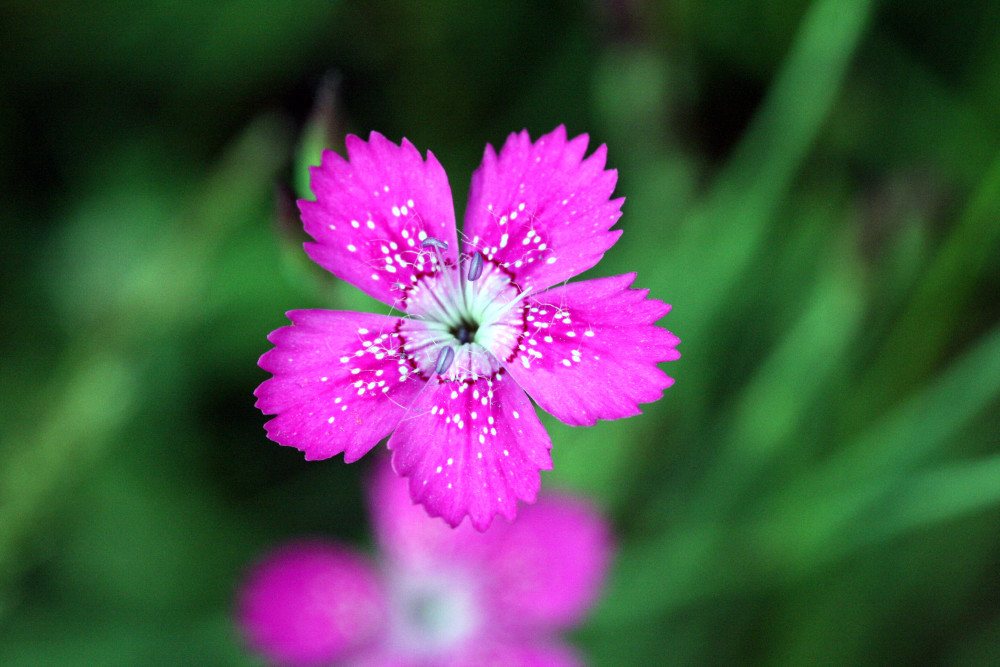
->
237;461;613;667
255;126;680;530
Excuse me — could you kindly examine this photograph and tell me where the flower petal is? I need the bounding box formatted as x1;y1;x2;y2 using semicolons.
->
237;540;386;667
300;132;459;309
481;493;613;630
387;373;553;531
368;454;470;567
503;273;680;426
255;310;427;462
462;125;623;293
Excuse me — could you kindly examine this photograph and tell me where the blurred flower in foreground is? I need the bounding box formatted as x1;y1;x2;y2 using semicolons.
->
255;126;680;530
237;461;613;666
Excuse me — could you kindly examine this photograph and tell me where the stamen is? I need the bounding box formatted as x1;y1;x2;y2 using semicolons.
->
467;251;484;281
422;237;449;251
434;345;456;375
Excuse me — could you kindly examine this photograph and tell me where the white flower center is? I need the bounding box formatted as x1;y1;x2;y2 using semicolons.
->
396;256;527;382
386;567;482;657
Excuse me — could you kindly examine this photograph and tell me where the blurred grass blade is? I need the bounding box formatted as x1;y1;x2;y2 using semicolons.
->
0;353;137;585
754;320;1000;570
0;116;288;593
871;453;1000;542
294;72;345;201
149;115;289;326
619;0;875;520
855;146;1000;416
659;0;874;340
693;244;865;515
829;319;1000;479
595;320;1000;625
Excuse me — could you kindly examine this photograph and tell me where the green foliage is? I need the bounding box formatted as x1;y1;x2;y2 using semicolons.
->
2;0;999;664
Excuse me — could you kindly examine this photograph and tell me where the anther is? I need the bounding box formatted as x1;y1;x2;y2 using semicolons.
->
467;251;484;281
421;237;449;251
434;345;456;375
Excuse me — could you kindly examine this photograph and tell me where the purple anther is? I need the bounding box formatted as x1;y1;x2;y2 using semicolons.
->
467;251;484;281
421;237;449;251
434;345;456;375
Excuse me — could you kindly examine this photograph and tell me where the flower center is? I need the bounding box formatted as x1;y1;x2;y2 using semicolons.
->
395;250;528;383
387;568;482;657
449;316;479;345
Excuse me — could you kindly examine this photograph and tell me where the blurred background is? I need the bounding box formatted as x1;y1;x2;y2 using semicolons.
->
2;0;1000;664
